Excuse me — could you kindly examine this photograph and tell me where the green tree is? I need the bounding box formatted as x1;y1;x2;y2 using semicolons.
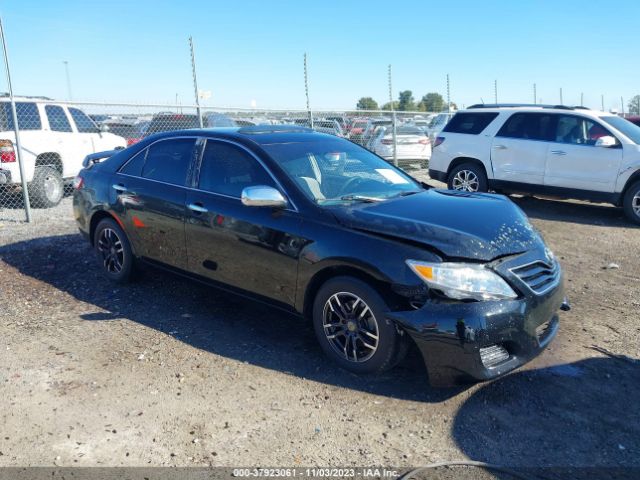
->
418;92;444;112
628;95;640;115
356;97;379;110
381;101;399;111
397;90;415;111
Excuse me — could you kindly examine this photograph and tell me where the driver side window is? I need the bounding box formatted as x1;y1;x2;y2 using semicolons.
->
198;141;275;197
555;115;617;146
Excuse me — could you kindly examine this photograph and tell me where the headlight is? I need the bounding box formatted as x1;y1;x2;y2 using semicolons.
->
406;260;517;301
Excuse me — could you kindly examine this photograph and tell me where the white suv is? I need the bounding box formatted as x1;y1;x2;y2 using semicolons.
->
0;97;126;207
429;105;640;224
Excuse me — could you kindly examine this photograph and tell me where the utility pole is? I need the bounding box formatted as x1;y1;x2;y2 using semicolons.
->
304;53;313;129
188;36;203;128
494;79;497;104
621;96;625;115
63;60;72;101
0;16;31;221
533;83;537;104
559;87;563;105
601;94;605;111
580;92;584;107
388;64;397;167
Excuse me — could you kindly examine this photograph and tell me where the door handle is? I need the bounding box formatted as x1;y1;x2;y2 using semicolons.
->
187;203;208;214
112;184;127;193
550;150;567;156
493;145;507;150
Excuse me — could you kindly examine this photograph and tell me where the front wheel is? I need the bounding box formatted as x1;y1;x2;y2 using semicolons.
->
623;181;640;225
447;162;488;192
312;276;404;374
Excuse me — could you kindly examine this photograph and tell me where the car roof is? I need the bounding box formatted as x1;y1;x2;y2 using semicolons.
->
461;105;612;118
143;125;338;147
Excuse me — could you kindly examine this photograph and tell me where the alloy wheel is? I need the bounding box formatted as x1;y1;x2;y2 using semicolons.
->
322;292;379;362
633;191;640;217
97;228;124;274
452;169;480;192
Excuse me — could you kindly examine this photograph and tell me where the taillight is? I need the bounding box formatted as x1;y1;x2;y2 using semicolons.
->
127;137;141;146
0;139;16;163
418;138;430;145
381;139;393;145
73;176;84;190
434;136;445;147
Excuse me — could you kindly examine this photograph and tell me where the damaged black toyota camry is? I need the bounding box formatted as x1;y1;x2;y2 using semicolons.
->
73;126;569;386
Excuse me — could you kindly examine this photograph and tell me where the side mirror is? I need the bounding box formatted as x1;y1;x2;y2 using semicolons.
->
595;135;616;147
100;124;110;133
241;185;287;208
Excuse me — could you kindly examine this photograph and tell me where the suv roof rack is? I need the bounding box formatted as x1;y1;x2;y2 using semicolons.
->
0;93;53;100
237;125;314;134
467;103;587;111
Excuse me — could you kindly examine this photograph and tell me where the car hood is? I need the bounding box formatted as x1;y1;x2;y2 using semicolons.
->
331;189;545;261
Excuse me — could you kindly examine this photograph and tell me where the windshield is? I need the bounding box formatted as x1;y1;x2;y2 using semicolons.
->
601;116;640;144
260;138;421;204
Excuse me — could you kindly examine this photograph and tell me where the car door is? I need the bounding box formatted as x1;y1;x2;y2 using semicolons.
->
184;138;303;306
112;137;197;269
68;106;102;154
43;104;84;178
491;112;554;185
544;114;622;192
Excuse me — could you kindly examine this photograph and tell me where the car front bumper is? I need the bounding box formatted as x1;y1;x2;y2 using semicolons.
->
387;279;568;387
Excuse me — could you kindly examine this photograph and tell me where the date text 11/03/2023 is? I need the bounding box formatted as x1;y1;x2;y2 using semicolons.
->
231;468;399;478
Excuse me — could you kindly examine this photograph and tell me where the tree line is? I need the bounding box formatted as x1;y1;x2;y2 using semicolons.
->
356;91;456;112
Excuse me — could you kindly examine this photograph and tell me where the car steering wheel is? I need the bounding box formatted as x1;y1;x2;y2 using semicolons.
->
339;176;366;196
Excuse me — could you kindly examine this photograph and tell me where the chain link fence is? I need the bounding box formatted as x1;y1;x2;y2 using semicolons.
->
0;99;444;224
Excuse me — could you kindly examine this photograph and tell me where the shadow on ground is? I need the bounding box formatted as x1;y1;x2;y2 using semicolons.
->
509;195;633;228
452;355;640;475
0;233;463;403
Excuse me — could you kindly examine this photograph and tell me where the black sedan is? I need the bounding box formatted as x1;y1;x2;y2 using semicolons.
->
73;126;569;386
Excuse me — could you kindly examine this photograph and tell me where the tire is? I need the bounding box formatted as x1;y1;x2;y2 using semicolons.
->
623;181;640;225
94;218;134;283
447;162;488;193
312;276;403;374
28;166;64;208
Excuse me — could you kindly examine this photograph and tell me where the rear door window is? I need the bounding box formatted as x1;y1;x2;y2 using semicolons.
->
443;112;499;134
141;138;196;185
0;102;42;130
45;105;72;132
496;113;555;141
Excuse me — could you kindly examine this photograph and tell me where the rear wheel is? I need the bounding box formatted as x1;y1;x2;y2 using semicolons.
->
623;181;640;225
447;162;488;193
312;276;403;374
29;166;64;208
94;218;134;283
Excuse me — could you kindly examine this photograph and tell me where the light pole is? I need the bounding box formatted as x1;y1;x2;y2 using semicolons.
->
63;60;72;101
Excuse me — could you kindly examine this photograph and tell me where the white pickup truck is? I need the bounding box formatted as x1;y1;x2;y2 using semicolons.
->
0;97;126;207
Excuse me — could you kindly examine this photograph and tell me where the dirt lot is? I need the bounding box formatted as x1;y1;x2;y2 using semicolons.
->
0;179;639;474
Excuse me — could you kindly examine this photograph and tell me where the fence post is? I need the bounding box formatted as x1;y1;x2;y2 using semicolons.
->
189;36;203;128
0;16;31;222
304;53;314;129
388;65;397;167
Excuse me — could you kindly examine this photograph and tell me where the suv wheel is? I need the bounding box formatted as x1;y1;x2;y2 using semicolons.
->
447;163;488;193
29;166;64;208
94;218;135;283
312;276;404;374
623;181;640;225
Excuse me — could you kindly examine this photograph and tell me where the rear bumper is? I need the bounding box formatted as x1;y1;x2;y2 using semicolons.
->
387;281;567;387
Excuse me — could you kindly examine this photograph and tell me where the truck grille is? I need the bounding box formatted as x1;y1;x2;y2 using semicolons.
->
510;260;560;295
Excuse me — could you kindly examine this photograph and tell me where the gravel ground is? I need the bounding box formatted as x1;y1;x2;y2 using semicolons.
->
0;179;639;475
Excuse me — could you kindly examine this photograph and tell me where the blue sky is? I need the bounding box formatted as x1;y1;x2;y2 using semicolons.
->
2;0;640;111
